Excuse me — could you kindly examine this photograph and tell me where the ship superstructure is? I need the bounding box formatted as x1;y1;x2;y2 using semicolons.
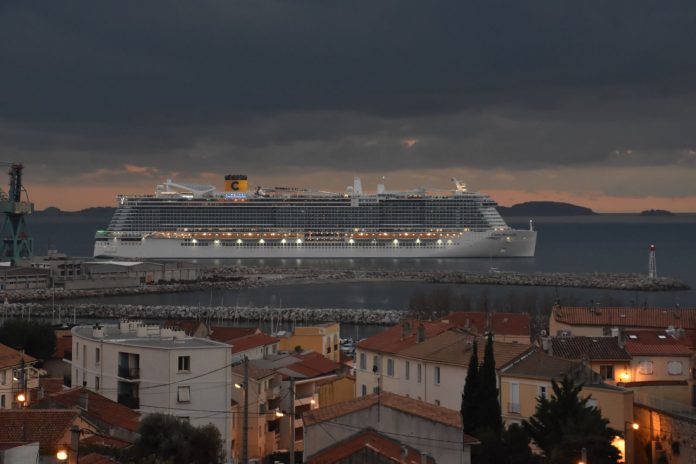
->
94;176;537;258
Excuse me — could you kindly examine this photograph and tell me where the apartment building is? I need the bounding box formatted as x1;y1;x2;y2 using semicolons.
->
356;323;531;410
230;363;283;462
70;321;234;460
277;323;341;362
0;343;39;409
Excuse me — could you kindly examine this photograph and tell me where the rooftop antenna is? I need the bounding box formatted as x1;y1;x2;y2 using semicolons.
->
648;244;657;279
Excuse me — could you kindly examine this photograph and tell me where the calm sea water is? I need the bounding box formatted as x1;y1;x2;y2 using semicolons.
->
29;216;696;312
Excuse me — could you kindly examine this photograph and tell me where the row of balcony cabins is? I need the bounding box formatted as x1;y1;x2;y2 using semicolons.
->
1;304;696;463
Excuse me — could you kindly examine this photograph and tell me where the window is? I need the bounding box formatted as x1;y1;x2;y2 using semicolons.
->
373;356;379;373
434;367;441;385
259;403;267;414
387;359;394;376
638;361;654;375
0;394;5;408
435;400;440;406
359;353;366;370
178;356;191;372
1;370;6;385
361;385;367;396
177;386;191;403
417;364;422;383
668;361;683;375
405;361;410;380
95;348;100;365
538;385;547;399
509;383;520;413
95;376;100;391
600;365;615;381
76;343;79;360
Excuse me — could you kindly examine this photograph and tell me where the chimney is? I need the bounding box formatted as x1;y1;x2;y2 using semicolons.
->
417;324;425;343
79;391;89;411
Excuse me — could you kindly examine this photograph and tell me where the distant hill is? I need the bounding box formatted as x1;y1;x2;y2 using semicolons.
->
498;201;597;216
34;206;116;218
640;209;674;217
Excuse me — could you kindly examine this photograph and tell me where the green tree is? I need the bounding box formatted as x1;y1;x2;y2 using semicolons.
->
523;376;621;464
461;339;479;436
477;332;502;438
129;413;224;464
0;319;56;361
475;424;539;464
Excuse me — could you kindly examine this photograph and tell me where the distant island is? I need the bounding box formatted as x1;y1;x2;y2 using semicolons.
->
640;209;675;217
497;201;597;216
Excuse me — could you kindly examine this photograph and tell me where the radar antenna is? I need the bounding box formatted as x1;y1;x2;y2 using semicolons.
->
451;178;467;192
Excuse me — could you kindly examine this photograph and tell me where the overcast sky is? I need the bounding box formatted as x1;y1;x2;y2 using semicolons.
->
2;1;696;211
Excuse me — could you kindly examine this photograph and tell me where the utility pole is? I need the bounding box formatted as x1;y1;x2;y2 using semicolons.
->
69;425;79;464
242;356;249;464
289;377;296;464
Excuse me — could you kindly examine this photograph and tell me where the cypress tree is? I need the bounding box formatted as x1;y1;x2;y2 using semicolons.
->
477;332;502;438
461;339;479;435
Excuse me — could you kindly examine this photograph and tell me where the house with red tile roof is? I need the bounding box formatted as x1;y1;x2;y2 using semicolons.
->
619;330;695;405
548;336;632;383
209;326;280;361
305;428;436;464
356;325;532;411
0;343;39;410
33;387;141;443
0;409;95;459
303;392;478;464
549;304;696;337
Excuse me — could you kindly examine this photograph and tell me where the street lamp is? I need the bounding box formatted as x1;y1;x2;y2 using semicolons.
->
16;392;26;403
56;449;68;461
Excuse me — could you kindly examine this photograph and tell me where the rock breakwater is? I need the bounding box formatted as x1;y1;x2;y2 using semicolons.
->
1;303;404;325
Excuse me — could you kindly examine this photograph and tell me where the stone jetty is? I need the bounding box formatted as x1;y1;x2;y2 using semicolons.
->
0;303;404;325
1;267;688;303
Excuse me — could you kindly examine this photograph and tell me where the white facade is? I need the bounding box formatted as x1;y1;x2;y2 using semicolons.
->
70;321;233;459
0;348;39;410
355;349;468;411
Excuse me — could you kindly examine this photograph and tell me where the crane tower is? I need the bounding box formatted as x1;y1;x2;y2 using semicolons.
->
0;163;33;263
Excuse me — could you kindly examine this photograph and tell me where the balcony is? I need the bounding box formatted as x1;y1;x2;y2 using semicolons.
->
118;365;140;380
118;394;140;409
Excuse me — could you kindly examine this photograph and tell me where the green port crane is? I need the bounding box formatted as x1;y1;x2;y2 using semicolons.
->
0;162;33;263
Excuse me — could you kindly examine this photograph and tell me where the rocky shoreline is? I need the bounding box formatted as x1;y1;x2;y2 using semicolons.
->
1;267;688;303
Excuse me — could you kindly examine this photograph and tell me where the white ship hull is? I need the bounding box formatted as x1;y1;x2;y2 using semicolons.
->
94;229;537;259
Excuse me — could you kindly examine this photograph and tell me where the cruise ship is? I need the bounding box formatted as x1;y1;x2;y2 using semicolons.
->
93;175;537;259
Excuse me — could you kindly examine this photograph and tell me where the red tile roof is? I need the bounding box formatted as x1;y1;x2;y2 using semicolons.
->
229;333;279;354
81;435;132;449
442;312;531;337
209;326;259;343
285;352;341;378
304;392;468;431
623;331;693;356
552;305;696;329
80;452;120;464
0;343;36;369
357;320;452;354
0;410;78;450
551;337;631;361
306;428;437;464
622;380;688;387
45;387;140;433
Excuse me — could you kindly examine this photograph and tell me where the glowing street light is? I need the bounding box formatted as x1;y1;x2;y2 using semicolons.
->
56;449;68;461
16;392;26;403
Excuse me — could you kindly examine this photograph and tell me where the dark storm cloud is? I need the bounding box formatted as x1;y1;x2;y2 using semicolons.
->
2;0;696;181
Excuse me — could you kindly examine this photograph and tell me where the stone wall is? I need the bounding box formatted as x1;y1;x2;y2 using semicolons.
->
634;404;696;464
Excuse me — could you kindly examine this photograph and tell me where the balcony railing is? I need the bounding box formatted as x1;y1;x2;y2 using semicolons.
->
508;402;521;414
118;365;140;380
118;394;140;409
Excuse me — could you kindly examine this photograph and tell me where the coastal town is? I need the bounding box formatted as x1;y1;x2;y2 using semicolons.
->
2;297;696;463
